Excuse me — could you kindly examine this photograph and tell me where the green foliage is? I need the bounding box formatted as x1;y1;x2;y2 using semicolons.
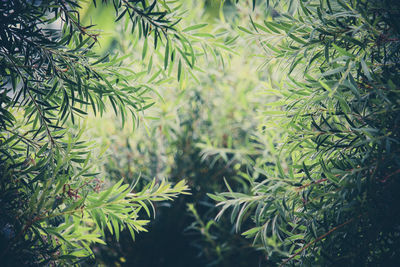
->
212;0;400;265
83;25;274;262
0;0;203;265
89;77;266;266
2;0;399;266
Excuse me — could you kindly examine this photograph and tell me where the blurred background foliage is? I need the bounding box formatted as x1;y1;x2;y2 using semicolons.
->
79;1;279;266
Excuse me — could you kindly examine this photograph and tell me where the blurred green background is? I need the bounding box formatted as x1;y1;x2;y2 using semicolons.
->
78;1;276;266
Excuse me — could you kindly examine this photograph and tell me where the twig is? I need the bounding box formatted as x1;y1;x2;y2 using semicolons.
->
121;0;169;36
296;178;327;191
279;217;357;267
379;168;400;183
26;87;55;146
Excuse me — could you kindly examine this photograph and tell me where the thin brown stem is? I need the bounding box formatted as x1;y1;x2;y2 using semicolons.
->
279;216;358;267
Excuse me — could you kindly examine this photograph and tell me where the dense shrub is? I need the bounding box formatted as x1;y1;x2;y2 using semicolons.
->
213;0;400;265
0;0;223;264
